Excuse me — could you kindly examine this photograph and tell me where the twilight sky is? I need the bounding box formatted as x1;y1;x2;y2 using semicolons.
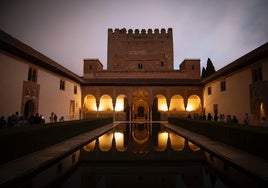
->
0;0;268;76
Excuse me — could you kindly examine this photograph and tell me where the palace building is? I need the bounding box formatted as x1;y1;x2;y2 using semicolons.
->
0;29;267;125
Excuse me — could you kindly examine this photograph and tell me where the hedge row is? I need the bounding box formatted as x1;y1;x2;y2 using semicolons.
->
0;117;113;164
168;117;268;159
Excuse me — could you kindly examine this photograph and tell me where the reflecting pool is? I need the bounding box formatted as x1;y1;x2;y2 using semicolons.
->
54;123;266;188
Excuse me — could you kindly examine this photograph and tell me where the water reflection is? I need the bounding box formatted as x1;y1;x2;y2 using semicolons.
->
58;123;266;188
82;123;200;159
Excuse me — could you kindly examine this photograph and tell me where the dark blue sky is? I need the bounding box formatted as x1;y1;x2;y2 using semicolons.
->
1;0;268;75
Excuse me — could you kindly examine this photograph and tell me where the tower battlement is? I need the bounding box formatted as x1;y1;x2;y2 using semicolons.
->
108;28;172;37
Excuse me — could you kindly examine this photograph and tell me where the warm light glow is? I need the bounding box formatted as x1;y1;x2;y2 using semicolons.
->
188;141;200;151
260;102;265;119
169;133;185;151
115;96;124;111
83;140;96;152
99;95;113;111
186;104;194;112
187;95;201;112
84;95;97;111
169;95;184;111
157;96;168;111
98;132;113;151
114;132;126;151
156;131;168;151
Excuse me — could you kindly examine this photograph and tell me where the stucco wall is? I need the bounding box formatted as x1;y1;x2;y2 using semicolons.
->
0;50;81;123
38;68;81;122
204;68;252;124
0;52;27;117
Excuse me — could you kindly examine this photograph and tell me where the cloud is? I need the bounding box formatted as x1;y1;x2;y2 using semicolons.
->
1;0;267;75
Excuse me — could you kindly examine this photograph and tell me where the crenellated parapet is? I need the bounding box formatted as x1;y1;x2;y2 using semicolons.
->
108;28;172;38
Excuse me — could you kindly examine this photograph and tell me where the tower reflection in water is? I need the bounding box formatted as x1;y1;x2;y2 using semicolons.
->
59;123;262;188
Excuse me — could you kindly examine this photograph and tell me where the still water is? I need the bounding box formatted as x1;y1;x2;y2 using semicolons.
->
55;123;266;188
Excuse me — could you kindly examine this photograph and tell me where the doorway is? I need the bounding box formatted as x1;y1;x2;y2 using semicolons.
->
132;90;150;121
24;100;35;117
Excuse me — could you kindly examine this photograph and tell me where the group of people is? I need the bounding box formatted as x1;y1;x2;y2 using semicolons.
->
0;111;66;129
49;112;64;123
0;112;45;128
187;112;248;124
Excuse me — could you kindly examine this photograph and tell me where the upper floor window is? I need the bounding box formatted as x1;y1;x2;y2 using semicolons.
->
28;67;37;82
220;80;226;92
161;61;164;67
252;67;263;82
60;80;65;90
138;63;143;70
208;86;212;95
74;86;77;94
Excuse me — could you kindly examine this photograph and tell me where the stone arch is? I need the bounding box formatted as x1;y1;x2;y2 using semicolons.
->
83;94;97;111
115;94;130;121
115;94;127;111
186;95;202;113
132;90;150;121
24;99;35;117
151;94;168;121
83;94;98;119
155;94;168;112
169;95;185;112
99;94;113;111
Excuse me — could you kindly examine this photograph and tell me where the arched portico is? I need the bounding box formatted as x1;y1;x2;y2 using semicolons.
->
82;86;204;121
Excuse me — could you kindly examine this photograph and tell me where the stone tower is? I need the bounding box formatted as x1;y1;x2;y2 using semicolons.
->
107;28;173;71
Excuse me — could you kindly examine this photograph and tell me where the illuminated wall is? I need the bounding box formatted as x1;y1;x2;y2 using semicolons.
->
186;95;201;112
0;53;27;117
99;95;113;111
203;69;251;124
157;95;168;111
115;95;125;111
84;95;97;111
0;52;82;122
169;95;185;111
38;69;81;121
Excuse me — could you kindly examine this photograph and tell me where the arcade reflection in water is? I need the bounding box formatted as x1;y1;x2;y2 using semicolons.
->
81;123;200;160
58;123;266;188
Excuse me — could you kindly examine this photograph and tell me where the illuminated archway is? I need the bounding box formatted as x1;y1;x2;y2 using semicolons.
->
133;90;149;121
84;94;97;111
169;95;184;112
156;95;168;112
99;94;113;111
260;102;266;120
115;95;126;111
186;95;201;113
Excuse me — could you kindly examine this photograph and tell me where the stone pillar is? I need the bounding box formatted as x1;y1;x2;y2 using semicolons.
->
96;98;100;118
